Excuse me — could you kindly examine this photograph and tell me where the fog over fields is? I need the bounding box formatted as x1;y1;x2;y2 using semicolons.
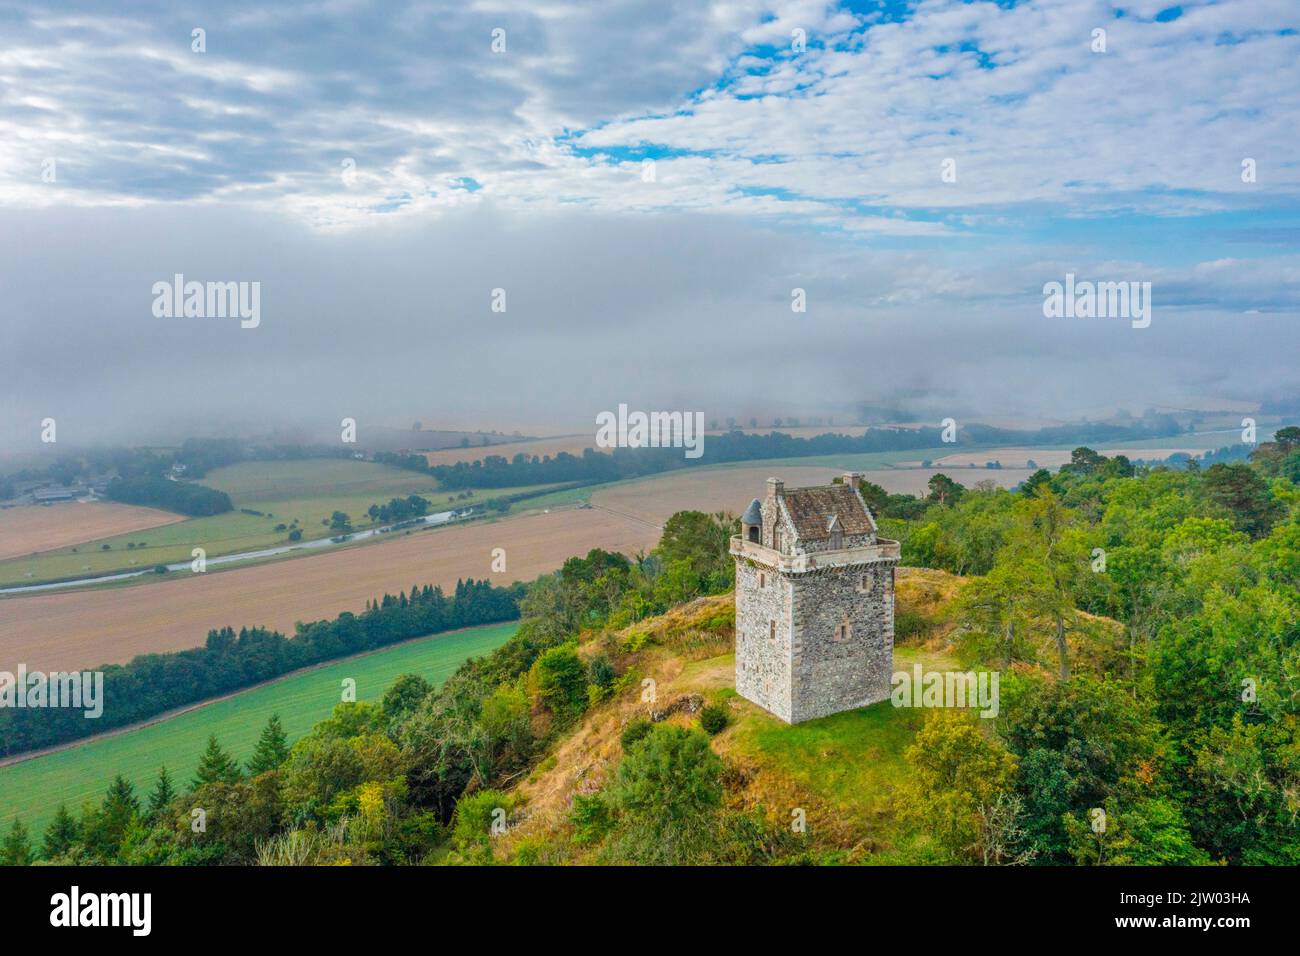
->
3;0;1298;451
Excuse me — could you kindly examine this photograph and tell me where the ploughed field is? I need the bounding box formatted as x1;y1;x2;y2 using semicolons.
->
0;508;659;672
0;501;182;562
0;458;549;588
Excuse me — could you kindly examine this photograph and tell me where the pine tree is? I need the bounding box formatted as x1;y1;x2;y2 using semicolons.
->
99;773;140;853
147;766;177;818
246;714;290;775
192;735;241;788
0;819;33;866
42;805;80;860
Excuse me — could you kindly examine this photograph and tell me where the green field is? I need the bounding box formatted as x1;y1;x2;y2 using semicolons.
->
0;458;556;587
0;621;518;837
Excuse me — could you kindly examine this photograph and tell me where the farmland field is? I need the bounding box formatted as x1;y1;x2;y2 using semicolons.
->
0;621;518;839
0;458;554;587
0;507;658;671
0;501;181;561
931;445;1219;469
588;462;1035;526
423;434;601;467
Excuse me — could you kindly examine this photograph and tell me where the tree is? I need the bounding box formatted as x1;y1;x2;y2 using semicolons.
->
604;725;724;864
952;562;1037;667
193;735;242;788
1020;468;1052;497
42;805;79;860
1061;446;1106;476
894;710;1019;864
1202;463;1281;538
0;819;33;866
147;766;177;819
381;677;432;729
329;511;352;533
926;473;964;506
247;715;291;775
654;510;735;581
999;675;1158;862
1006;487;1086;678
1064;797;1209;866
82;774;140;859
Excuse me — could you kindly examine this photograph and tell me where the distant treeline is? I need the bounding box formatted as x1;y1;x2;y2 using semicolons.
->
1;438;359;493
0;578;523;758
377;416;1186;490
105;477;234;516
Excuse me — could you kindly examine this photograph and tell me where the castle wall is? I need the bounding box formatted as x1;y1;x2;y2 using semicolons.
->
734;558;793;722
788;562;896;723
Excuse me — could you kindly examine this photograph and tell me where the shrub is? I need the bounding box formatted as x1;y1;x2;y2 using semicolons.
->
894;606;928;642
452;790;513;860
699;704;729;736
569;793;613;845
620;718;652;751
586;655;616;689
530;644;587;725
604;725;724;864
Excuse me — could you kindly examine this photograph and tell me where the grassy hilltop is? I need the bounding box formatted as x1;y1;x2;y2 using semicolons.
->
492;570;974;864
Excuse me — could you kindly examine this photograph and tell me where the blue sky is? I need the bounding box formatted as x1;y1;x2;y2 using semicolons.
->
0;0;1297;443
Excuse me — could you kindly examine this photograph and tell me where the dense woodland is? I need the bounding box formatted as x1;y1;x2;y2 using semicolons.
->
2;427;1297;866
105;476;234;516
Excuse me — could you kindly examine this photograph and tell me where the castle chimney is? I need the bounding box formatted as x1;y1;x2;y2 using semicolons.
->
766;477;784;499
843;471;860;487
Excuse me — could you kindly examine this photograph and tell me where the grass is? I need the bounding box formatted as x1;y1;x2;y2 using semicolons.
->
0;621;518;838
0;458;557;586
719;645;958;851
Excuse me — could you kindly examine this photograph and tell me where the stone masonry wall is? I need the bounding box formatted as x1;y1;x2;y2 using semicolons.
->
734;558;793;722
788;561;896;723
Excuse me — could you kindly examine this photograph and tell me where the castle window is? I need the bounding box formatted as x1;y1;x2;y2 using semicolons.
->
773;528;782;552
748;526;759;542
769;620;776;642
759;572;765;588
834;618;852;642
829;529;843;550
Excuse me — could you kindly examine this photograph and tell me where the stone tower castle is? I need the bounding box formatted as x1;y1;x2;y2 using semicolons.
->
730;474;900;723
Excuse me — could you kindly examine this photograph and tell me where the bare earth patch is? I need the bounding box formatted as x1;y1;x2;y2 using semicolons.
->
0;501;182;561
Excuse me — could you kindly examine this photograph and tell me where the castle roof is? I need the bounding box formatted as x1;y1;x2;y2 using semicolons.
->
741;498;762;525
780;483;876;542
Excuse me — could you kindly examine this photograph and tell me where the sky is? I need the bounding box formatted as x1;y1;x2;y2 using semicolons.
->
1;0;1298;449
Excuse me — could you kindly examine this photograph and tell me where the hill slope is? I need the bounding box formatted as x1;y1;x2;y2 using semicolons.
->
496;568;967;863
